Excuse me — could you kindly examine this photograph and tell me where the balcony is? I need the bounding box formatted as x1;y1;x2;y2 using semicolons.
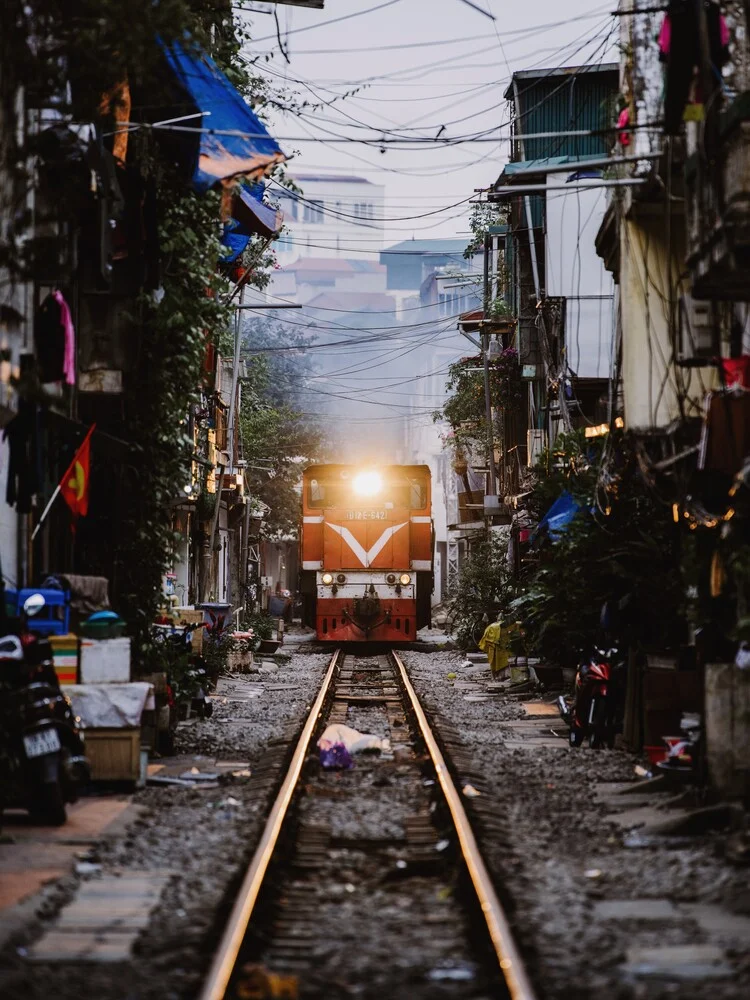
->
686;92;750;299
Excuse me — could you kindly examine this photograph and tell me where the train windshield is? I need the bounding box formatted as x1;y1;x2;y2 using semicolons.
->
308;475;427;510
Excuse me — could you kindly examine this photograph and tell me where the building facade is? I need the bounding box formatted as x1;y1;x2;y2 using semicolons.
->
274;174;386;263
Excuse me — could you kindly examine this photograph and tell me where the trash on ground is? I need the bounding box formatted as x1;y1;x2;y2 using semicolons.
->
74;862;102;876
462;784;481;798
147;775;194;788
319;743;354;770
179;770;220;782
428;963;476;983
318;723;390;769
435;839;450;852
584;868;603;879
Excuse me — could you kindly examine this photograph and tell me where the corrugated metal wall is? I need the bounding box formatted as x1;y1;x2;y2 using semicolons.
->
511;69;618;162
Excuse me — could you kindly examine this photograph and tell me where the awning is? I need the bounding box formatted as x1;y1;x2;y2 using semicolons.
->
159;38;285;194
232;183;282;239
221;183;283;261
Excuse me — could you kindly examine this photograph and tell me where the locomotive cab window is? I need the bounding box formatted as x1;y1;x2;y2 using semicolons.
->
308;474;427;510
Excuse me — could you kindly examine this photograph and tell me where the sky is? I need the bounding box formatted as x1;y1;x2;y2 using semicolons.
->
239;0;618;246
234;0;619;459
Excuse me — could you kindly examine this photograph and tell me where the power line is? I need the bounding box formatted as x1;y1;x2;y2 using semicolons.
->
244;0;404;44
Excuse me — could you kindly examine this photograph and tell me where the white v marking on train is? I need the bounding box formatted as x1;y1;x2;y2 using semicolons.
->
326;522;408;567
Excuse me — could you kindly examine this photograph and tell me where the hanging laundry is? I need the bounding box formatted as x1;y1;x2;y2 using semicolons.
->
54;290;76;386
659;1;730;135
35;291;75;385
616;107;631;146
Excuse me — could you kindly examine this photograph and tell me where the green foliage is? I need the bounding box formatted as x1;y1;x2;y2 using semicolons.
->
239;318;328;537
447;535;513;649
513;435;687;667
158;637;206;702
464;201;506;259
242;610;275;643
433;350;523;460
117;184;231;674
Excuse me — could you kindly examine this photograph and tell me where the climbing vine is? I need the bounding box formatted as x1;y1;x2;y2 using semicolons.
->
116;183;231;672
433;349;523;461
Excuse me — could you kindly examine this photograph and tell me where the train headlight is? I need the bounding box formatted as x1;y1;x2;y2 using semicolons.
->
352;470;382;497
322;573;334;586
386;573;396;585
399;573;412;586
336;574;347;584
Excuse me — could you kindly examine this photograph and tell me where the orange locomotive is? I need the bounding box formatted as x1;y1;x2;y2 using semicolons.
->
300;464;433;643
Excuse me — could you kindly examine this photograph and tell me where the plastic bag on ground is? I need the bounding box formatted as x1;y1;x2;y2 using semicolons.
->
317;723;390;769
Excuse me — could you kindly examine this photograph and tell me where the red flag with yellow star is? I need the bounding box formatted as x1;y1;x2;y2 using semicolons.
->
60;424;95;521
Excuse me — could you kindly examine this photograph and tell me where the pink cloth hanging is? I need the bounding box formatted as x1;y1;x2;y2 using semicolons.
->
658;13;730;59
617;107;631;146
53;289;76;386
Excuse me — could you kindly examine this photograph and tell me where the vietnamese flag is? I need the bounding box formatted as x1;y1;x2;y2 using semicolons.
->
60;424;95;520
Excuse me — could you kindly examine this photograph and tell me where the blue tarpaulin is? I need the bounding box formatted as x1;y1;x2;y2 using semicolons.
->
221;181;281;261
535;491;581;541
233;183;281;238
159;38;284;194
220;223;250;263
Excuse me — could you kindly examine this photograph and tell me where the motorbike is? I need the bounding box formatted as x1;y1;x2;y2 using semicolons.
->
557;646;624;749
0;593;89;825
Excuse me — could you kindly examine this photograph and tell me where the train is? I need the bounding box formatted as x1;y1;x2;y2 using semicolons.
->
300;464;433;643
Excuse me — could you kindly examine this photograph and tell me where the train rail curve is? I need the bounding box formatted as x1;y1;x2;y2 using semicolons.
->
199;649;536;1000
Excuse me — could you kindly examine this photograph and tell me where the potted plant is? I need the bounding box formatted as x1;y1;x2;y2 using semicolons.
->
243;611;278;654
226;632;255;672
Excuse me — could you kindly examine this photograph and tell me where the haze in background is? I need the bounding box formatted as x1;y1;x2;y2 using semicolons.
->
238;0;617;459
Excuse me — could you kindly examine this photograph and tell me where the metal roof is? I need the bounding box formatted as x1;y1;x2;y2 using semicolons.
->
497;153;606;183
383;238;470;255
502;63;619;100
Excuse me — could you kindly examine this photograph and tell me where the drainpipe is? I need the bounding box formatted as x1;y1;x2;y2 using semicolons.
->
208;286;242;565
482;235;498;499
512;79;542;303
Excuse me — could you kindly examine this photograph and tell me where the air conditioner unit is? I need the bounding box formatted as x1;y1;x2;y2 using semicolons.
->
678;295;716;365
527;429;546;467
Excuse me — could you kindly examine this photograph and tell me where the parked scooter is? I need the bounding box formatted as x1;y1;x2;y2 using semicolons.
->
0;593;89;825
557;647;624;748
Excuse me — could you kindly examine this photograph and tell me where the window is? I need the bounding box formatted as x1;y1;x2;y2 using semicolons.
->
303;200;324;224
307;476;428;510
283;196;298;221
353;202;375;220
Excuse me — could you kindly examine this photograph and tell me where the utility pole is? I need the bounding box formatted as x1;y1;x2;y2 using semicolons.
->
482;233;498;498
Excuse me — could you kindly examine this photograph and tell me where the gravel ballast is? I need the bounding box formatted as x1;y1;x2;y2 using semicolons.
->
0;652;330;1000
404;649;750;1000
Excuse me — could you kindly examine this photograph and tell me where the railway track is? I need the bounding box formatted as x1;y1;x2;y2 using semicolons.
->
199;649;535;1000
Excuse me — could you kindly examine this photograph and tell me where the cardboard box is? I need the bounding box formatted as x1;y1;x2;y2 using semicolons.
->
50;633;78;686
83;727;140;782
177;609;205;654
80;637;131;684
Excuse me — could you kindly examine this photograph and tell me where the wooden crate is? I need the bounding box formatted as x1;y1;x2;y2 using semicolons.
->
83;728;140;782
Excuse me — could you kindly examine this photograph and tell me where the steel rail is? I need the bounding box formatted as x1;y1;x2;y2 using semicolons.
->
199;648;342;1000
391;651;538;1000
